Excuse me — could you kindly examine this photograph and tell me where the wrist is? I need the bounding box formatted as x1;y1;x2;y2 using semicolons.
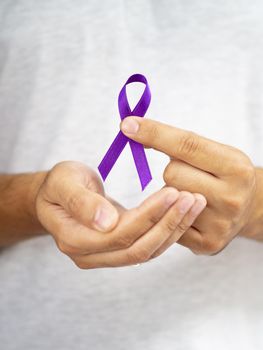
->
26;171;48;228
239;167;263;240
0;171;48;247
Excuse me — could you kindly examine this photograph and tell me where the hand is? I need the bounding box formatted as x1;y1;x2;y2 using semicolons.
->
121;117;257;255
35;161;206;268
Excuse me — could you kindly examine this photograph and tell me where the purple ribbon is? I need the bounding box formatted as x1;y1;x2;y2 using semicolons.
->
98;73;152;190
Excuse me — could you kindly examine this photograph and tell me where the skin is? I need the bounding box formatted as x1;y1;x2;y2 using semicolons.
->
120;116;263;256
0;161;207;268
3;117;261;267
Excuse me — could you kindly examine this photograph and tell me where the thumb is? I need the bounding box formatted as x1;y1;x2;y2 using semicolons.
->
46;162;119;232
63;186;119;232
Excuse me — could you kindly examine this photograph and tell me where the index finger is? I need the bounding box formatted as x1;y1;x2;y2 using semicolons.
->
120;117;237;176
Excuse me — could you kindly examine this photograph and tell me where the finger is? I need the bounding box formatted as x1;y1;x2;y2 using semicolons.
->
41;186;180;256
74;192;196;268
177;227;228;255
176;227;203;254
104;186;180;251
191;205;219;232
177;206;226;255
47;168;119;232
120;117;236;176
36;200;105;256
150;193;207;259
163;159;222;205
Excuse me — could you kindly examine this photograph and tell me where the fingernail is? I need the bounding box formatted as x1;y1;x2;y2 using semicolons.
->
190;198;207;216
165;191;179;207
178;195;195;214
94;206;118;231
121;118;139;134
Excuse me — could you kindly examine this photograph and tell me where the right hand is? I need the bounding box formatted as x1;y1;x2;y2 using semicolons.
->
36;161;206;269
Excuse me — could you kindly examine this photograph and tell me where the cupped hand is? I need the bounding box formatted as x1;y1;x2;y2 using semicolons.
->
35;161;206;268
121;117;256;255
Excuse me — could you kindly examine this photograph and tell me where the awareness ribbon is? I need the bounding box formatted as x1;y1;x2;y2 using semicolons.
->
98;73;152;190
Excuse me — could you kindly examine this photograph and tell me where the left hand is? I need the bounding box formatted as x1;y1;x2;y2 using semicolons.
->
36;161;204;268
121;116;257;256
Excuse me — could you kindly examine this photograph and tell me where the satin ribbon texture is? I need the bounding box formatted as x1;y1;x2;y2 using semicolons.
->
98;73;152;190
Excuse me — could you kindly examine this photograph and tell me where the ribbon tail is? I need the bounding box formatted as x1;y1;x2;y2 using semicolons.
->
98;131;129;181
129;140;152;190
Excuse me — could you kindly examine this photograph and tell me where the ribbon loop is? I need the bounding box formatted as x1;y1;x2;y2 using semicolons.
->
98;74;152;190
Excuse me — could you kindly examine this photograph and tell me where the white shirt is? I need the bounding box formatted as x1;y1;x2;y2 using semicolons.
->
0;1;263;349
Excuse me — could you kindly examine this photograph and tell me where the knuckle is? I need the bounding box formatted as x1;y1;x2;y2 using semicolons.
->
164;219;184;232
74;259;90;270
239;163;255;186
216;220;232;236
125;250;138;265
53;160;78;172
175;221;189;235
190;248;203;256
223;195;243;215
57;241;71;255
57;240;80;256
231;152;255;182
112;234;133;249
191;249;202;256
201;237;225;255
163;163;174;184
51;161;65;172
50;161;70;178
149;251;160;260
148;214;161;227
179;132;199;156
126;247;151;264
